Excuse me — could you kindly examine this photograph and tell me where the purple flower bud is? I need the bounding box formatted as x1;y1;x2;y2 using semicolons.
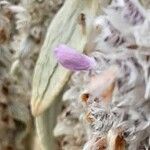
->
54;44;96;71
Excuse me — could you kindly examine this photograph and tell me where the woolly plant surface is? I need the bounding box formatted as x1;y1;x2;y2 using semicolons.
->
54;0;150;149
31;0;111;149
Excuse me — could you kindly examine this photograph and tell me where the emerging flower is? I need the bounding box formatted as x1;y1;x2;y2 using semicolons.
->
54;44;96;71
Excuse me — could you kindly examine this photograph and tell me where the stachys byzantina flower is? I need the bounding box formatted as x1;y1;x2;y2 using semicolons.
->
54;44;96;71
54;0;150;149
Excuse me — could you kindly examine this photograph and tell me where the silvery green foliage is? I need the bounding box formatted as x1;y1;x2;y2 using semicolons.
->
0;0;64;149
55;0;150;149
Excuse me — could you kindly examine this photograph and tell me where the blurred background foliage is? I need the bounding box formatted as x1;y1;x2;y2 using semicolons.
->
0;0;64;149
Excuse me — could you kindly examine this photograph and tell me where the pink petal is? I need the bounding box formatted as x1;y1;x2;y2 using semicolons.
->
54;44;96;71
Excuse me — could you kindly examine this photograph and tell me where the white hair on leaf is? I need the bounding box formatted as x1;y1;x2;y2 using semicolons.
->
54;0;150;149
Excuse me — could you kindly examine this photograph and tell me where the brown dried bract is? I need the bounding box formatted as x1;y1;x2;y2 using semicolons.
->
126;44;139;49
77;13;86;26
81;93;89;103
3;9;13;21
85;112;95;123
95;137;107;150
0;27;8;43
77;13;86;34
107;129;125;150
115;134;125;150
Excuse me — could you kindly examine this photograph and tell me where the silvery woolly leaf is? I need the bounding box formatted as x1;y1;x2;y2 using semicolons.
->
63;86;80;102
53;121;73;137
104;8;134;35
31;0;100;117
134;20;150;47
31;0;104;150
